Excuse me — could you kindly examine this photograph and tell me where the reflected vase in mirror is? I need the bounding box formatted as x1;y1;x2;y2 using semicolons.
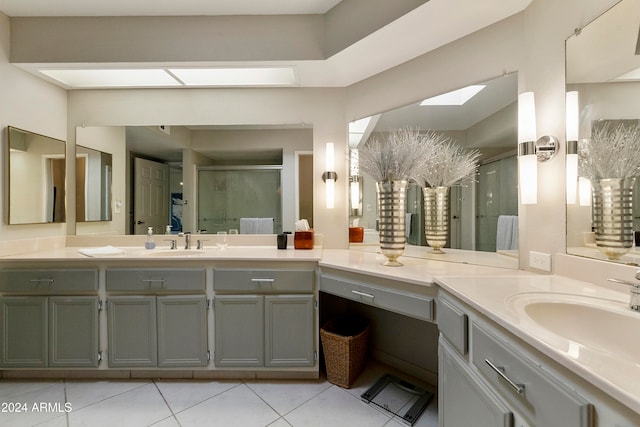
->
376;180;408;266
423;186;450;253
592;177;636;260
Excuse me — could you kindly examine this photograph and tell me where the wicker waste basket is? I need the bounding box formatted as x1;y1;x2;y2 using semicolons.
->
320;316;370;388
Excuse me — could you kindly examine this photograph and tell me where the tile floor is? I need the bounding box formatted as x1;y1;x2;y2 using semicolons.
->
0;362;438;427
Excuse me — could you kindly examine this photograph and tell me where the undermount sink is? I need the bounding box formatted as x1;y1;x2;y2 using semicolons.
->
144;249;206;257
506;292;640;364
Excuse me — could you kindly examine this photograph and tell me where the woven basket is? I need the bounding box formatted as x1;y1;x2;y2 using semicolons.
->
320;318;370;388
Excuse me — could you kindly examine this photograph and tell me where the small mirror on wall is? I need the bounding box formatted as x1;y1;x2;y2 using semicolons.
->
7;126;66;224
76;145;113;222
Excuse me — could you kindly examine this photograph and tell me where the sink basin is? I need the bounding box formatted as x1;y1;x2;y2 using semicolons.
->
506;292;640;364
143;249;206;257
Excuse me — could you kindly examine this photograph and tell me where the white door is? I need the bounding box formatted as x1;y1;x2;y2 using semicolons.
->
134;157;169;235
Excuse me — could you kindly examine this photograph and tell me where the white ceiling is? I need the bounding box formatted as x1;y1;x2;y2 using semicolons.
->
3;0;533;88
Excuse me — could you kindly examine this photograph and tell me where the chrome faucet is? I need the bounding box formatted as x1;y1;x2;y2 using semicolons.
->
164;239;177;250
184;233;191;250
608;270;640;312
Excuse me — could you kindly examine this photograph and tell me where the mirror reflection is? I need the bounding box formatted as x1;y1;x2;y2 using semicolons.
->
349;74;519;267
76;125;312;236
76;145;112;222
7;126;66;224
566;0;640;264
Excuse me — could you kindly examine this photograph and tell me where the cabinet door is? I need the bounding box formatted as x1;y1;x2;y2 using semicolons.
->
214;295;263;367
157;295;208;367
0;297;47;367
49;296;99;367
439;338;513;427
107;296;157;367
265;295;314;367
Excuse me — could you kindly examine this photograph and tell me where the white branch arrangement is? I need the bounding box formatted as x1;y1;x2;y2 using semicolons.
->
415;137;481;188
579;122;640;180
358;127;480;186
358;127;436;182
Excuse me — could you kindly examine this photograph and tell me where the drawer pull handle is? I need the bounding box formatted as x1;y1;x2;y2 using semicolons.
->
251;278;275;283
141;279;165;285
485;358;525;395
30;279;54;285
351;290;375;299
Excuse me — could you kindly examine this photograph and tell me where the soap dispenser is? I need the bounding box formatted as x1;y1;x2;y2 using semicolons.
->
145;226;156;249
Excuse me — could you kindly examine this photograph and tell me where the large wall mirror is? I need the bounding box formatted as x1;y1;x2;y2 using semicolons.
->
76;125;313;236
7;126;66;224
566;0;640;264
349;73;519;269
76;145;112;222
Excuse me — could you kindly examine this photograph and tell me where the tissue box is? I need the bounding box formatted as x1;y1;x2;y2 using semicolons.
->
349;227;364;243
294;231;314;249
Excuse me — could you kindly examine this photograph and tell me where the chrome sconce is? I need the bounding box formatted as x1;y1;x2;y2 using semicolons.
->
517;91;559;205
322;142;337;209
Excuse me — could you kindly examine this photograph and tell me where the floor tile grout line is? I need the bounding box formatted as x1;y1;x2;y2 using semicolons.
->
158;380;245;418
150;380;183;427
241;378;333;419
62;379;154;414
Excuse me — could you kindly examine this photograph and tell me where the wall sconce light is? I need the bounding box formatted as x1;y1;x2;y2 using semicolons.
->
322;142;337;209
517;92;559;205
566;91;579;204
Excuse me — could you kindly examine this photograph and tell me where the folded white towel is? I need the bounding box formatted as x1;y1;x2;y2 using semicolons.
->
240;218;274;234
496;215;518;251
78;245;125;257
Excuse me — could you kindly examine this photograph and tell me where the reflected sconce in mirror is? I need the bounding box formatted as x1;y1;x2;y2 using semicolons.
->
322;142;337;209
349;148;363;215
517;92;559;205
566;91;579;204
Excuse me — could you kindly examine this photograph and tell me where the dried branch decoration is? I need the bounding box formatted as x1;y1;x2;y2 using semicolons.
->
415;136;481;188
579;122;640;180
358;127;436;182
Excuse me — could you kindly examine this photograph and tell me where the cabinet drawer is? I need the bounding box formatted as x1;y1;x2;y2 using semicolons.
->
0;269;98;293
320;273;433;321
214;269;313;293
106;268;205;292
438;297;468;355
472;322;592;427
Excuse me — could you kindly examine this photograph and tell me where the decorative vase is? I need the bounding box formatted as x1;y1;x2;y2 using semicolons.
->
423;186;450;253
376;180;408;266
592;177;636;260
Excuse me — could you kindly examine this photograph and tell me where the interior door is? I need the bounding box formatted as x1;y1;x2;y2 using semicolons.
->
134;157;169;235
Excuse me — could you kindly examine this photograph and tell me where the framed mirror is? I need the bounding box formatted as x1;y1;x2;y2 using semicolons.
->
348;73;519;268
7;126;66;224
75;145;112;222
566;0;640;264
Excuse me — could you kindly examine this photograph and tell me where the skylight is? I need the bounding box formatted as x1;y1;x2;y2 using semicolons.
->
39;69;179;88
37;67;298;89
169;67;297;86
420;85;486;106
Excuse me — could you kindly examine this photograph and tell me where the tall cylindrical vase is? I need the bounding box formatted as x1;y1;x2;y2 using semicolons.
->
592;177;636;260
423;186;449;254
376;180;408;266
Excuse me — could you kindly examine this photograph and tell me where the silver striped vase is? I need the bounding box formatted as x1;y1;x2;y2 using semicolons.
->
423;186;449;253
592;177;636;260
376;180;408;266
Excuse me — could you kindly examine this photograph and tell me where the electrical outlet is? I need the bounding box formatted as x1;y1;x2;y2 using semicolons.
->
529;251;552;272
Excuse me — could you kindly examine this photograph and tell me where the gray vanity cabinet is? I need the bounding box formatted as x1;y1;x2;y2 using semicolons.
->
107;295;208;368
213;268;316;368
214;294;314;367
214;295;264;367
264;295;314;367
439;337;513;427
0;296;99;368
